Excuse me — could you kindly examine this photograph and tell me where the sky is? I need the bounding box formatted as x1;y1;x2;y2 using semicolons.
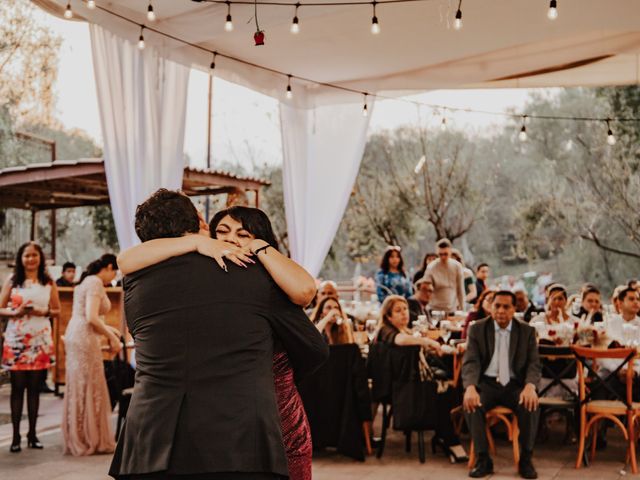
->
41;9;542;172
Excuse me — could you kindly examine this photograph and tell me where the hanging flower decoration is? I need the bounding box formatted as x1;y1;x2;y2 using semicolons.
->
253;0;265;45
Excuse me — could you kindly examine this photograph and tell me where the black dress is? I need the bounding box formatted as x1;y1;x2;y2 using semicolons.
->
109;254;328;479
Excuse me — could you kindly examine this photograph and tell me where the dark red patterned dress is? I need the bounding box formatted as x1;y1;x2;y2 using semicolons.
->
273;349;312;480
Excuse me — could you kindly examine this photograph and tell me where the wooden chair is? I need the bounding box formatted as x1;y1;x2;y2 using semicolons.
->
538;345;579;442
572;345;640;474
468;406;520;469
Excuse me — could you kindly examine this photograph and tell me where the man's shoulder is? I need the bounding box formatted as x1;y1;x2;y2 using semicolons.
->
513;318;535;334
468;317;491;336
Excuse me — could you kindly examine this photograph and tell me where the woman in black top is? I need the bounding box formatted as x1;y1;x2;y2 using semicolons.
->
376;295;468;463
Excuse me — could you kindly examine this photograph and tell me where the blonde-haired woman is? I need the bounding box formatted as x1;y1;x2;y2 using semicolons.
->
375;295;467;463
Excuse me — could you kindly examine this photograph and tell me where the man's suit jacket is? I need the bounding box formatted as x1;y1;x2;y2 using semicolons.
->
461;317;541;390
109;253;328;478
407;296;430;326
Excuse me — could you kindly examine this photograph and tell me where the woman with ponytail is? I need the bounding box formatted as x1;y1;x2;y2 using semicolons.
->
62;254;121;456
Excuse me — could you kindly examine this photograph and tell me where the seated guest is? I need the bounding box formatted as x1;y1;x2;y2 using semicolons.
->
576;284;603;323
375;246;412;302
56;262;77;287
317;280;339;303
451;249;477;306
312;297;355;345
407;278;434;325
413;252;437;284
462;291;541;479
424;238;464;314
376;295;467;462
531;284;577;325
462;289;495;339
514;289;540;323
473;263;490;304
604;287;640;343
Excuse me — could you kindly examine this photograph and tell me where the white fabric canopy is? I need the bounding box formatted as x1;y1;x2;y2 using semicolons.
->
34;0;640;273
90;24;190;249
281;102;371;275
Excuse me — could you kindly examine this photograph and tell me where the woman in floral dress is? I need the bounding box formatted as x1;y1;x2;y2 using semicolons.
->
0;242;60;453
62;254;121;456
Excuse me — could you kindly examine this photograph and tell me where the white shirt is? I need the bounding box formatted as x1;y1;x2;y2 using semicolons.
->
484;319;513;379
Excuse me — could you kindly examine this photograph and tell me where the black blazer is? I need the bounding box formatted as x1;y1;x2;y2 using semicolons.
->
109;253;328;478
461;317;541;390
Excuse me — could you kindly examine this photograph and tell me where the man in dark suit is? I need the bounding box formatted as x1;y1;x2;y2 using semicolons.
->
462;290;541;479
109;189;328;480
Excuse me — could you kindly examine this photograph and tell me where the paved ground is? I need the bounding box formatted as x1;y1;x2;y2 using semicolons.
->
0;384;635;480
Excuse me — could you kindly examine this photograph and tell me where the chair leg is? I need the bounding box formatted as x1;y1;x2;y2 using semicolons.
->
405;431;412;453
576;411;587;469
363;421;373;456
512;418;520;467
629;413;638;474
468;440;475;469
418;431;426;463
589;420;599;462
376;404;390;459
486;424;496;456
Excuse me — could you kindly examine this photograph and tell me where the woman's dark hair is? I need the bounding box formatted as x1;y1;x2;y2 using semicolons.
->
474;289;496;318
135;189;200;242
581;285;601;301
209;206;279;250
11;242;52;287
379;247;405;275
79;254;118;284
547;284;568;300
419;252;435;272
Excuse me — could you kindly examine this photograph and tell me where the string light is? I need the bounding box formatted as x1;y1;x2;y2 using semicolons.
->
87;0;96;9
371;2;380;34
606;119;616;145
64;2;73;19
363;94;369;117
454;0;463;30
291;3;300;34
138;26;146;50
547;0;558;20
518;115;528;142
225;2;234;31
147;2;156;22
440;116;447;131
286;75;293;99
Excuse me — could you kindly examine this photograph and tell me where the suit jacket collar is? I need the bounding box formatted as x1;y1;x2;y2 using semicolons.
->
485;317;519;367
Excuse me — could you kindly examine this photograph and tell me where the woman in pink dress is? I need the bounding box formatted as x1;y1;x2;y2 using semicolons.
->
0;242;60;453
62;254;122;456
118;206;317;480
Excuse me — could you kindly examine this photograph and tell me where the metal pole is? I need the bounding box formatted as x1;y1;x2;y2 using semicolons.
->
30;210;37;241
50;209;57;263
205;73;214;222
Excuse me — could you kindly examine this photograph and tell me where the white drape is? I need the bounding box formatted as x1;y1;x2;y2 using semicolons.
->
89;24;190;249
280;102;372;277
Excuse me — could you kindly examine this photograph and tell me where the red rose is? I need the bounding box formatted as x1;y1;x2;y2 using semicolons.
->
254;31;265;46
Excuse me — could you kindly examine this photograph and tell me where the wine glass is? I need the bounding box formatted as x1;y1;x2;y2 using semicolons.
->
365;319;377;343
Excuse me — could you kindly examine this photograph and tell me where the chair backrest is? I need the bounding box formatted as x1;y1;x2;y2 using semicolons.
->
571;345;636;408
538;344;578;399
367;341;393;403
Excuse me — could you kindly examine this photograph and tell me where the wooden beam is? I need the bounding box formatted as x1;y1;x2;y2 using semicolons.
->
0;161;104;187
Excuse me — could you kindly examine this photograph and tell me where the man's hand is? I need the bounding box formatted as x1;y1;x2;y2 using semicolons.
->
519;383;539;412
463;385;482;413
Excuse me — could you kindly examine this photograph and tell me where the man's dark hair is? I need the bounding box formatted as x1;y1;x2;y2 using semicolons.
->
62;261;76;271
493;290;516;306
135;189;200;242
476;263;489;272
617;287;639;303
581;284;600;300
436;238;452;249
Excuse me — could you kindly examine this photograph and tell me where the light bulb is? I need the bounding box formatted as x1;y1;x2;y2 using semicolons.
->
519;126;527;142
607;130;616;145
547;0;558;20
225;15;234;32
147;4;156;22
64;3;73;18
87;0;96;9
138;33;145;50
454;10;462;30
286;85;293;100
440;118;447;131
291;17;299;34
363;104;369;117
371;17;380;34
